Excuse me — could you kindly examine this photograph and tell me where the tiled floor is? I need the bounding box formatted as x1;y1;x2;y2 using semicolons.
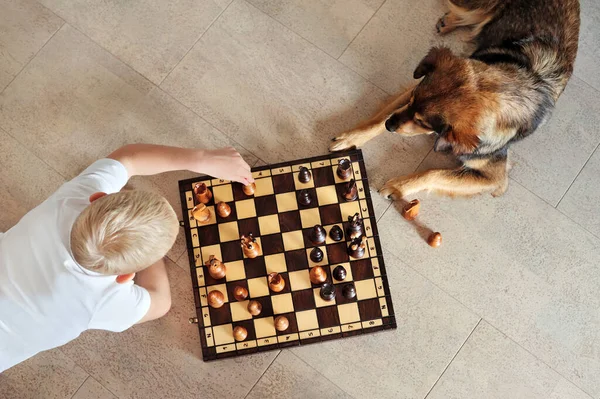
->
0;0;598;398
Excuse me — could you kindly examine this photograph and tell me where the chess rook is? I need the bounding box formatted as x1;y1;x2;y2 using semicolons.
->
336;159;352;180
205;255;226;279
329;225;343;242
309;247;324;263
297;189;312;206
344;179;358;201
241;234;260;258
320;283;336;301
332;265;346;281
309;225;326;245
298;166;311;183
194;182;212;204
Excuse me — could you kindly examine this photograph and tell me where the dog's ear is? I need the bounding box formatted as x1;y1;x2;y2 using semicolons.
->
413;47;454;79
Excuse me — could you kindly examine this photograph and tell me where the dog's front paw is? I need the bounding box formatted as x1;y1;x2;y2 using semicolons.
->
379;178;408;200
329;133;360;152
436;13;453;34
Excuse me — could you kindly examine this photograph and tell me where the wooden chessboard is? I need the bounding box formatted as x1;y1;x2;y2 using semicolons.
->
178;149;396;361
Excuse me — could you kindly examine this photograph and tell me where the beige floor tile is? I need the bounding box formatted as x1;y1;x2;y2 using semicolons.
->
246;350;352;399
72;377;117;399
558;147;600;237
37;0;226;84
339;0;470;92
0;127;65;232
60;258;278;399
0;0;63;92
428;322;592;399
291;251;479;399
574;0;600;91
247;0;384;58
377;182;600;396
162;0;431;189
0;348;88;399
510;76;600;206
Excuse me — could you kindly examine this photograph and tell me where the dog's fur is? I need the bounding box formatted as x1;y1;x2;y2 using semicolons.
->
330;0;580;199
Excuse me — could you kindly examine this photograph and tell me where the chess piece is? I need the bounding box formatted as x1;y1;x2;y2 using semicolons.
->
297;189;312;206
332;265;347;281
192;204;211;224
320;283;336;301
336;159;352;180
309;247;324;263
402;199;420;221
329;225;343;242
233;286;248;301
344;179;358;201
194;183;212;204
216;201;231;218
309;225;326;245
247;300;262;316
348;235;367;259
274;316;289;332
243;182;256;196
205;255;226;279
208;290;225;308
241;234;260;258
268;272;285;293
427;232;442;248
309;266;327;284
233;326;248;342
342;283;356;299
346;213;363;239
298;166;311;183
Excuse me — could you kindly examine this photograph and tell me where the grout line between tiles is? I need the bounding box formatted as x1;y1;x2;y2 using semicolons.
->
157;0;235;87
423;318;482;399
69;375;90;399
337;0;388;61
242;350;282;399
556;142;600;209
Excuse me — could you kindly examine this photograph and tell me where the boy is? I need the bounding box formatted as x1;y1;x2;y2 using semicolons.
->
0;144;254;372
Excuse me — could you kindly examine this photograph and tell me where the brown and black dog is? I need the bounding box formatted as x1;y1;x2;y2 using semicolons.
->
330;0;580;199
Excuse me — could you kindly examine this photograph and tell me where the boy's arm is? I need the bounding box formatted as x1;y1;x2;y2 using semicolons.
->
135;258;171;324
108;144;254;184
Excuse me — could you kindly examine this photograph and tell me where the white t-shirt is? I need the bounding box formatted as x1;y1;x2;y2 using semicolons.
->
0;159;151;372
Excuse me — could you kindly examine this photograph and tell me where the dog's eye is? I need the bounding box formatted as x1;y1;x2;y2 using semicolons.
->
414;117;432;129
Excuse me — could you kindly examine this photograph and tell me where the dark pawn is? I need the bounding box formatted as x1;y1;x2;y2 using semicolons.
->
320;283;336;301
310;224;327;245
310;247;324;263
298;189;312;206
337;159;352;180
329;225;343;242
342;284;356;299
332;265;347;281
344;179;358;201
298;166;312;183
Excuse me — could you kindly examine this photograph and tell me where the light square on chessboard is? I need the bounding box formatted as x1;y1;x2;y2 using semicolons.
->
330;262;352;283
202;306;212;326
252;169;271;179
324;224;344;245
293;172;315;190
337;302;361;324
185;191;194;209
299;208;321;229
254;317;276;338
230;300;252;322
276;192;298;212
188;210;197;228
316;186;337;206
295;309;319;331
282;230;304;251
306;246;328;267
356;180;366;199
235;199;257;219
206;283;229;303
352;162;362;180
254;177;274;197
313;288;336;307
288;270;312;291
201;244;222;266
191;229;200;247
354;279;377;300
212;184;234;203
218;221;239;242
212;324;234;345
243;237;263;259
247;277;270;298
225;260;246;282
258;215;280;235
363;218;374;237
198;287;208;307
264;253;287;274
380;297;390;317
332;165;353;184
271;166;292;175
359;199;370;218
271;293;294;314
339;201;361;221
311;159;331;168
211;178;230;186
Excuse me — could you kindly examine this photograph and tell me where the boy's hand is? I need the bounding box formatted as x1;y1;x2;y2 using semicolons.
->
197;147;254;185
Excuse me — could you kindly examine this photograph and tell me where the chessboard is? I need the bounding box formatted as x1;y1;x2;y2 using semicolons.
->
179;149;396;361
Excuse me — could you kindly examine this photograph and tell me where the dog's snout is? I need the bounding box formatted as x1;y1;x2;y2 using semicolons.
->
385;116;399;132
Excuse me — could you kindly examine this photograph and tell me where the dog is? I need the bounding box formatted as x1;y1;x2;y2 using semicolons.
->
330;0;580;199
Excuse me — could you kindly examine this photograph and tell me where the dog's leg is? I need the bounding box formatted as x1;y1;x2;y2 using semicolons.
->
436;0;494;37
329;84;416;152
380;154;509;199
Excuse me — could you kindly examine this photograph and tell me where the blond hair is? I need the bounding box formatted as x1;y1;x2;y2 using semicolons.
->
71;190;179;275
